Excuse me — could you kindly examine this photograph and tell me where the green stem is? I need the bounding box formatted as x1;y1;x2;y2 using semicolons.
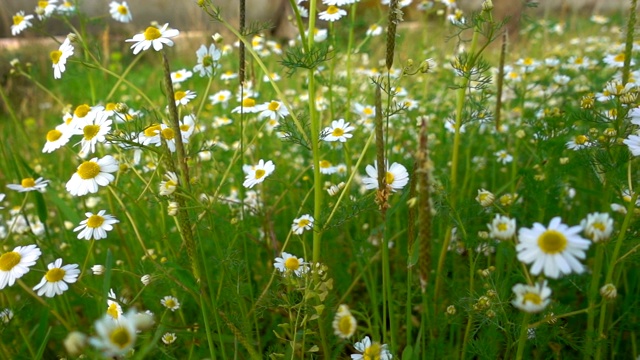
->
514;313;531;360
585;243;605;359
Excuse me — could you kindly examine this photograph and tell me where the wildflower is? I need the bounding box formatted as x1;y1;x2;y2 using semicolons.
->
167;201;179;216
327;182;345;196
91;265;105;275
0;244;41;289
232;97;261;113
141;274;151;286
161;296;180;311
74;210;119;240
220;70;238;81
73;110;112;155
242;159;275;188
362;162;409;192
32;258;80;297
475;189;494;207
11;11;34;36
487;215;516;241
107;289;123;320
292;214;314;235
66;155;119;196
64;331;87;357
319;160;337;175
0;309;14;324
258;101;289;120
566;134;590;150
56;1;76;14
333;304;357;339
495;150;513;164
511;281;551;313
323;118;355;142
159;172;179;196
600;283;617;300
193;44;221;77
209;90;232;107
7;177;49;193
162;332;177;345
274;252;307;277
446;305;456;315
42;123;73;153
319;5;347;21
448;9;465;25
50;37;74;79
170;69;192;83
174;90;196;106
36;0;58;20
516;217;591;279
623;134;640;156
109;1;132;23
89;310;144;357
580;212;613;242
603;53;634;68
351;336;393;360
353;103;376;119
126;23;179;55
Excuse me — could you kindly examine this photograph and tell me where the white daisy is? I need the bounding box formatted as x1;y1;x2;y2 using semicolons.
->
475;189;495;207
56;1;76;14
366;24;383;37
170;69;192;83
89;310;140;357
0;244;42;289
495;150;513;164
232;97;261;114
11;12;34;36
74;210;119;240
35;0;58;20
126;23;179;55
7;177;49;193
353;103;376;118
193;44;221;77
516;217;591;279
42;123;73;153
487;214;516;241
351;336;393;360
623;134;640;156
109;1;132;23
66;155;119;196
319;5;347;22
161;296;180;311
73;110;112;155
174;90;196;106
159;172;179;196
511;281;551;313
106;288;123;320
580;212;614;243
242;159;275;188
362;162;409;192
257;101;289;120
32;258;80;297
162;332;177;345
209;90;232;107
292;214;314;235
323;118;355;142
274;252;307;277
51;37;74;79
332;304;357;339
318;160;337;174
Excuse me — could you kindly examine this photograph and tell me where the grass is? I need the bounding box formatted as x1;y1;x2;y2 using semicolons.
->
0;0;639;359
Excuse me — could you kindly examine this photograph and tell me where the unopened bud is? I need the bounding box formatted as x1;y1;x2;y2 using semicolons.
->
482;0;494;11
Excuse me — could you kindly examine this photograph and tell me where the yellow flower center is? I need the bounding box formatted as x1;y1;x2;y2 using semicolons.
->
77;161;101;180
46;129;63;142
174;91;186;101
575;57;583;64
537;229;568;254
217;94;226;101
13;14;24;26
202;55;213;67
0;252;21;271
105;103;116;111
320;160;331;168
363;342;382;360
74;104;91;118
363;107;373;116
21;178;36;188
613;53;625;62
161;128;175;140
332;127;344;137
242;98;256;107
107;303;120;319
254;169;266;179
337;315;354;336
45;267;66;282
164;299;176;308
180;124;190;132
143;27;161;41
284;257;300;271
326;5;339;14
83;124;101;140
297;219;310;228
117;5;128;15
110;326;131;349
268;101;280;111
144;124;162;137
38;1;49;9
87;214;105;228
522;291;542;305
592;222;606;232
575;135;588;145
385;171;395;185
497;223;508;232
50;50;62;64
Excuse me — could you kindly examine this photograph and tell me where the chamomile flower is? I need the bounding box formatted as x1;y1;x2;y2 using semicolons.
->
580;212;614;242
51;37;74;79
0;245;41;289
32;258;80;297
43;123;73;153
73;110;112;155
475;189;495;207
74;210;119;240
495;150;513;164
603;53;634;68
274;252;307;277
193;44;221;77
319;5;347;21
36;0;58;20
318;160;337;174
89;310;141;357
323;118;355;142
362;162;409;192
126;23;179;55
366;24;383;37
106;289;123;320
7;177;49;193
159;172;179;196
242;159;275;188
487;214;516;241
209;90;232;107
11;12;34;36
162;332;177;345
351;336;393;360
566;134;591;150
232;97;261;113
332;304;357;339
174;90;196;106
511;281;551;313
623;134;640;156
257;101;289;120
56;1;76;14
0;309;13;324
353;103;376;118
161;296;180;311
66;155;119;196
292;214;314;234
170;69;192;83
516;217;591;279
109;1;132;23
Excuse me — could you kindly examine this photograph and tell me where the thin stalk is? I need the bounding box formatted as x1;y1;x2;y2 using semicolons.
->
584;243;605;358
514;313;531;360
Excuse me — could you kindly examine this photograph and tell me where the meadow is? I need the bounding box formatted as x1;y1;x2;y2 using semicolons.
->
0;0;639;359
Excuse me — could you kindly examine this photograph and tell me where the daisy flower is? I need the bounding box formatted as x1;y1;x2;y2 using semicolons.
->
161;296;180;311
74;210;119;240
258;101;289;120
623;134;640;156
366;24;383;37
32;258;80;297
580;212;614;243
171;69;192;83
0;244;41;289
603;53;634;68
487;214;516;241
11;11;35;36
0;309;13;324
174;90;196;106
516;217;591;279
242;159;275;188
323;118;354;142
51;37;74;79
333;304;357;339
7;177;49;193
511;281;551;313
475;188;495;207
318;160;337;174
274;252;307;277
351;336;393;360
232;97;261;113
66;155;119;196
220;70;238;81
566;134;591;150
159;172;179;196
73;110;112;155
292;214;314;235
319;5;347;21
209;90;232;107
43;123;73;153
495;150;513;164
162;332;177;345
107;288;123;320
89;310;142;357
56;1;76;14
353;103;375;118
362;162;409;192
126;23;179;55
36;0;58;20
109;1;132;23
193;44;221;77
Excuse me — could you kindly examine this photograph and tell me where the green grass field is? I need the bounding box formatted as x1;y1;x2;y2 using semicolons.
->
1;0;639;359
